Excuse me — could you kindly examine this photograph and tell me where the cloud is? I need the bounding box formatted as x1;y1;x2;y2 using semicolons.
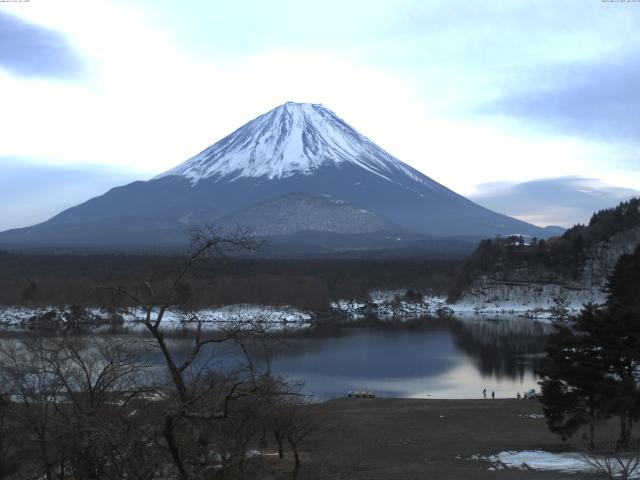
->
470;176;639;227
0;159;141;231
0;10;84;79
482;56;640;143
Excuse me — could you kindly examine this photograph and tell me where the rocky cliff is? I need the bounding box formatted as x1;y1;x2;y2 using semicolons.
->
455;225;640;314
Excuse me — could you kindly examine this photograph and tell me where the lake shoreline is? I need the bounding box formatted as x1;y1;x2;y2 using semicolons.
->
0;299;564;334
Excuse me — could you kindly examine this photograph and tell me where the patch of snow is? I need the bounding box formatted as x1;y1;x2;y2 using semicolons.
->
518;413;545;419
490;450;595;474
471;450;640;478
0;306;41;325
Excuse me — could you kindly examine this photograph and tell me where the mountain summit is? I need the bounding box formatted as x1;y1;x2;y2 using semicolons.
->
156;102;440;189
0;102;556;253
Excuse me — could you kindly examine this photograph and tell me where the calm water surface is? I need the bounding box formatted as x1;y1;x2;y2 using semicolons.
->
169;315;552;400
0;314;553;400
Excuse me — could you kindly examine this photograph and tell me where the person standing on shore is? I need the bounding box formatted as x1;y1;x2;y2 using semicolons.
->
483;388;487;399
491;391;495;400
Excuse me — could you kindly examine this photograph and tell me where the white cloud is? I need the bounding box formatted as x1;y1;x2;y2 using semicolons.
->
470;176;639;227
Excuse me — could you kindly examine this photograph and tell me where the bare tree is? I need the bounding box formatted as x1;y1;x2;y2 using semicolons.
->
255;376;323;479
0;339;67;480
0;388;18;480
112;226;280;480
44;336;156;480
285;401;321;479
0;336;159;480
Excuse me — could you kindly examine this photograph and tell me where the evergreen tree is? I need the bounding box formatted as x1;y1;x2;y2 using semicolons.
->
539;244;640;449
597;244;640;448
538;304;610;448
606;244;640;314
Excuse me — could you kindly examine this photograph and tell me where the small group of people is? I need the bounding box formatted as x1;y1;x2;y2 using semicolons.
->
483;389;536;400
482;388;495;399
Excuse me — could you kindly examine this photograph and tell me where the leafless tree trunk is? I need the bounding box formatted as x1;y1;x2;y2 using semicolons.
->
112;226;275;480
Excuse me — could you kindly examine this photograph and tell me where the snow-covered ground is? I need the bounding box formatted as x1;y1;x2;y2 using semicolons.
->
468;450;640;477
0;306;39;328
331;288;457;319
0;304;312;331
107;305;311;330
0;285;586;332
331;288;579;321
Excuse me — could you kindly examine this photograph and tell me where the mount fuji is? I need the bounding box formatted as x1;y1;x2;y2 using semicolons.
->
0;102;558;254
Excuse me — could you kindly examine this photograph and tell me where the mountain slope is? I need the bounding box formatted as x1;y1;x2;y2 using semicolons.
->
218;192;396;236
0;102;553;251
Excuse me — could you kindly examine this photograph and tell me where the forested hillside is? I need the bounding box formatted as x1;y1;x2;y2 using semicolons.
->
449;198;640;300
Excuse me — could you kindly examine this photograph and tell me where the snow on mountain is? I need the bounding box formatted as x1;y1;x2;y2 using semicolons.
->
156;102;441;190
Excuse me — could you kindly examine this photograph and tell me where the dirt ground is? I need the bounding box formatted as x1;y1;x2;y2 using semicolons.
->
265;398;600;480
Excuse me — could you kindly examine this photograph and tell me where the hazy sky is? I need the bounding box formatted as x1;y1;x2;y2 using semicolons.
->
1;0;639;230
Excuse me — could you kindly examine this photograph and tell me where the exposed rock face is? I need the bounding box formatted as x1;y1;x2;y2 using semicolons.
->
579;225;640;287
456;277;603;313
455;225;640;312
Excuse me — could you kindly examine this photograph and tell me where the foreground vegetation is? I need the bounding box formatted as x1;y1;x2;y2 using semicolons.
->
0;333;324;480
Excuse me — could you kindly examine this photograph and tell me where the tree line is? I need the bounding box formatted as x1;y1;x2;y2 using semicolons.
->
0;252;458;311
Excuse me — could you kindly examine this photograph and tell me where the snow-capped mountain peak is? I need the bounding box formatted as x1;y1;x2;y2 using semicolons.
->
156;102;429;185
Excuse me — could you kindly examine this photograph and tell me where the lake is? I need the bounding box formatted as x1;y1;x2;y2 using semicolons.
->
166;315;553;400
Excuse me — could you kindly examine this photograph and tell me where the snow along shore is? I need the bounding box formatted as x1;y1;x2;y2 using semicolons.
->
331;288;585;321
0;304;312;331
0;285;590;331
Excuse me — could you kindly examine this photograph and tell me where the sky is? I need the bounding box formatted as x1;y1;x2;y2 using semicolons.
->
0;0;639;230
